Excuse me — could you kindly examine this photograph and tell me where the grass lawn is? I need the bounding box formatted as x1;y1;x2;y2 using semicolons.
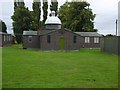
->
0;47;2;89
2;45;118;88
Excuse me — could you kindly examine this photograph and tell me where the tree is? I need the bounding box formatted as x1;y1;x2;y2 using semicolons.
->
42;0;48;24
14;0;25;10
12;3;32;44
32;0;41;30
0;20;7;33
106;34;115;36
58;1;96;32
50;0;58;16
14;0;18;10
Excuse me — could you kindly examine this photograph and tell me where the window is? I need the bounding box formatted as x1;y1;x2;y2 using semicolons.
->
47;35;51;43
28;36;32;43
7;36;9;41
4;35;6;42
9;36;11;41
5;35;7;41
85;37;90;43
94;37;99;43
73;36;77;43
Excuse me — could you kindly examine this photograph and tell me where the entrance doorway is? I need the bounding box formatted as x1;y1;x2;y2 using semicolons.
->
59;36;65;50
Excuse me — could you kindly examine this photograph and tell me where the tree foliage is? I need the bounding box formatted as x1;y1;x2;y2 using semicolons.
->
12;2;32;43
32;0;41;30
0;20;7;33
14;0;25;10
42;0;48;24
58;1;97;32
50;0;58;16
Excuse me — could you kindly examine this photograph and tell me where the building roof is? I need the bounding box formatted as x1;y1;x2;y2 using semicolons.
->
75;32;102;37
38;29;102;37
38;29;57;35
45;11;62;25
0;31;5;34
0;31;9;35
23;31;38;35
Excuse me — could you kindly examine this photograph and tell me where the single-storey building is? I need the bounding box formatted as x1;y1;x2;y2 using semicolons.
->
0;32;13;47
100;36;120;55
22;11;101;51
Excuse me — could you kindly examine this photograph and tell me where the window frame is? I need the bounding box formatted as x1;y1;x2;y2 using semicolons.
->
73;35;77;43
28;36;33;43
85;37;90;43
9;36;11;41
4;35;6;42
94;37;99;43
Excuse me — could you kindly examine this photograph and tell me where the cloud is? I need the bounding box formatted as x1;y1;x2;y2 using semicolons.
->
0;0;119;35
86;0;118;35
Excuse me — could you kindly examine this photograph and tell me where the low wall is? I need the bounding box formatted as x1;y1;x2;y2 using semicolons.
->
100;36;120;55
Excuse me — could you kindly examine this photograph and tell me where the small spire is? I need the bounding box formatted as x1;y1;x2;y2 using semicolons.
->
51;11;55;16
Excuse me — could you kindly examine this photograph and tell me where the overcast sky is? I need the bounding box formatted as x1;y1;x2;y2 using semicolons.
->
0;0;119;35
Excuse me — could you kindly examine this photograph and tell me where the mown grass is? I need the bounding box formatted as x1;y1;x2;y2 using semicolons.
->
0;47;2;89
2;45;118;88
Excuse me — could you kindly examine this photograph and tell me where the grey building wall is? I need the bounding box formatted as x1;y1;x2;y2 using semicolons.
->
0;34;12;47
63;30;81;50
101;36;120;55
40;32;59;50
40;29;82;51
82;37;100;48
23;29;101;51
22;35;40;49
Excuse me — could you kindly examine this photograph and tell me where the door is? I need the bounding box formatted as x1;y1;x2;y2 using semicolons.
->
59;36;65;50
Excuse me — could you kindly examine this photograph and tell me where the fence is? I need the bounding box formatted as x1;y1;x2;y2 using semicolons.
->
100;36;120;55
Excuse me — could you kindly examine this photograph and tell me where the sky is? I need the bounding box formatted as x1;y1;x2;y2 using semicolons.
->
0;0;119;35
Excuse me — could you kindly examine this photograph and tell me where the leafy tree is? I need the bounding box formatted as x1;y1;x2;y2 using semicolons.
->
58;1;96;32
12;3;32;44
32;0;41;30
0;20;7;33
14;0;18;10
42;0;48;24
50;0;58;16
14;0;25;10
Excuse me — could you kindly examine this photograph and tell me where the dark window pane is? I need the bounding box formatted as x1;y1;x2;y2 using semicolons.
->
47;35;51;43
28;36;32;43
73;36;77;43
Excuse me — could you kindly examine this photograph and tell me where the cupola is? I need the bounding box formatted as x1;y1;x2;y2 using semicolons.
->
45;11;62;30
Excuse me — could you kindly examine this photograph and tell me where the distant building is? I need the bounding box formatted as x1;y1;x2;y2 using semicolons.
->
22;11;101;51
101;36;120;55
0;32;13;47
118;1;120;36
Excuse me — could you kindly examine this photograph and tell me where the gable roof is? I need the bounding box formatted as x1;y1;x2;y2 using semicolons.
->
38;29;80;36
75;32;102;37
38;29;102;37
38;30;56;35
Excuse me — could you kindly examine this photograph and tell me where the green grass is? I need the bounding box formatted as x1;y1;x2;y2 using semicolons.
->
2;45;118;88
0;47;2;89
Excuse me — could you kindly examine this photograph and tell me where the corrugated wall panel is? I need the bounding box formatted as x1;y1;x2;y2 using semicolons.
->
101;36;120;55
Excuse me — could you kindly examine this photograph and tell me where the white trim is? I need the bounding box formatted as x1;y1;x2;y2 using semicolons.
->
85;37;90;43
4;35;5;42
94;37;99;43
